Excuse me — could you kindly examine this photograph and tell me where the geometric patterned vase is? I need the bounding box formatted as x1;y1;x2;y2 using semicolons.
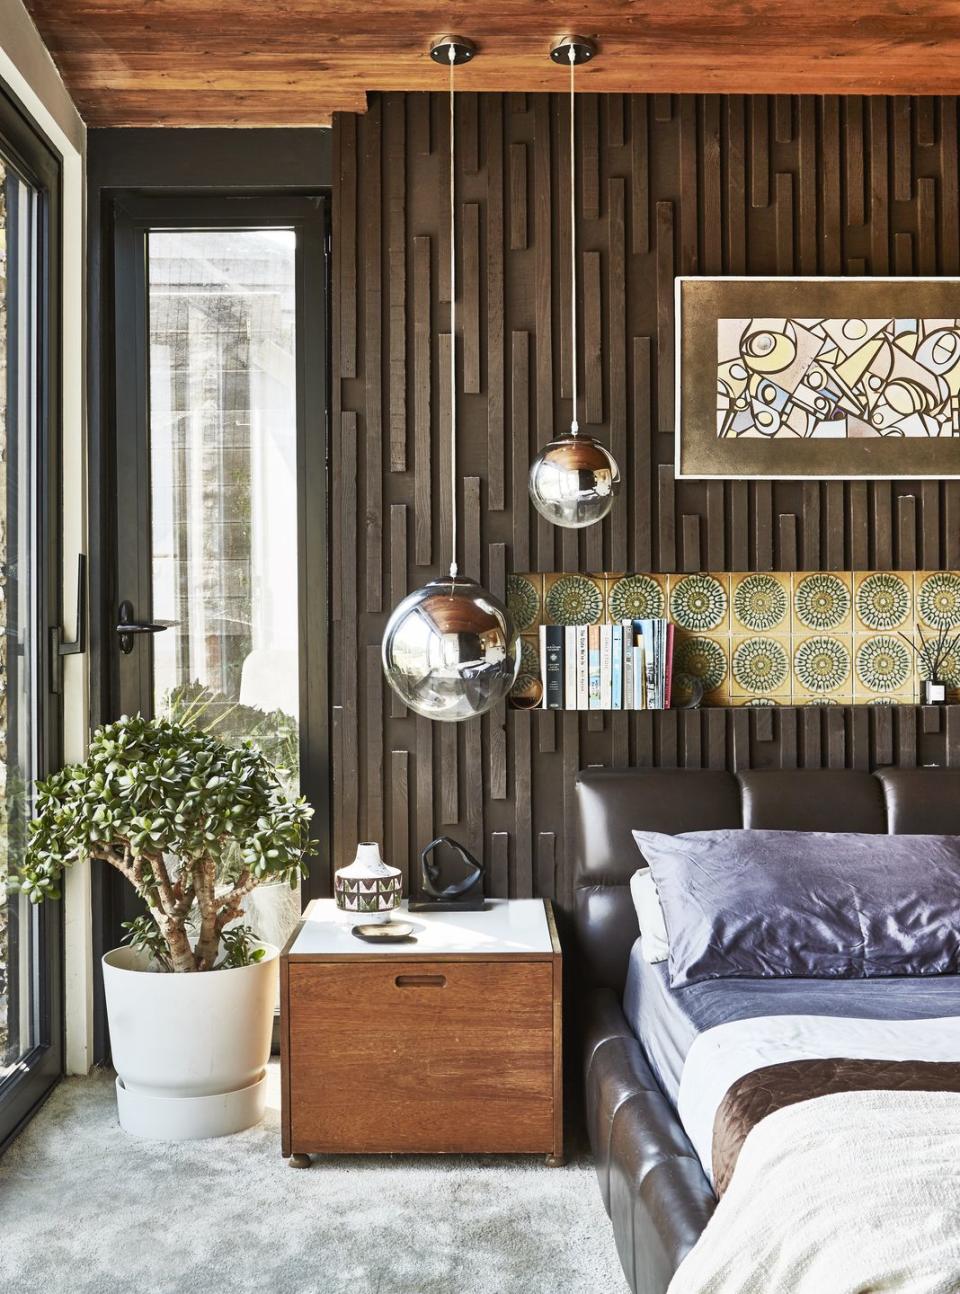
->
334;843;402;924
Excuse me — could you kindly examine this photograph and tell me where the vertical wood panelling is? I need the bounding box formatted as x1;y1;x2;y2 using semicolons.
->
364;99;383;613
391;749;409;890
339;113;358;379
413;235;432;565
583;251;604;426
511;331;531;572
582;95;600;220
509;143;528;250
462;203;481;394
631;96;649;254
487;97;506;511
387;93;407;472
339;413;359;863
365;646;384;841
332;92;960;919
388;504;408;719
609;178;628;571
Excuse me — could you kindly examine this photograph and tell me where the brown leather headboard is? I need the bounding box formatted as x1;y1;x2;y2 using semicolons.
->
574;766;960;993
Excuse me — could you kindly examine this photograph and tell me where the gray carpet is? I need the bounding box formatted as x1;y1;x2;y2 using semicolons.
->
0;1064;628;1294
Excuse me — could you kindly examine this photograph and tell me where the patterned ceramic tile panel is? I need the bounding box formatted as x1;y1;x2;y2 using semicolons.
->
606;573;667;623
506;573;542;634
514;571;960;707
542;572;604;626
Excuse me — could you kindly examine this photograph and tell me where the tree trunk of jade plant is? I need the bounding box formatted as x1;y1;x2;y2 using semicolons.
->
92;843;258;973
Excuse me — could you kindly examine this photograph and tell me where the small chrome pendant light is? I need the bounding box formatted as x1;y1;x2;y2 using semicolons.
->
528;36;621;529
382;36;520;722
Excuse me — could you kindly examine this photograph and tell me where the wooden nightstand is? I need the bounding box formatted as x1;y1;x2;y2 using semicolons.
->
280;898;563;1165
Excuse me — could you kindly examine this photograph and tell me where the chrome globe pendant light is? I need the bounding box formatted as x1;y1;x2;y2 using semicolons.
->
382;37;520;722
528;37;621;529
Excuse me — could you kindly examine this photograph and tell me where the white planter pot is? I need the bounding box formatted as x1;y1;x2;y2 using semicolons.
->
102;943;279;1141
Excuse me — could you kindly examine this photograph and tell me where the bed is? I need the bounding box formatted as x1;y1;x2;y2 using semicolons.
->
575;766;960;1294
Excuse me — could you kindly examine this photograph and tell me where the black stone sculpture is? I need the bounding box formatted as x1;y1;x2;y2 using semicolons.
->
408;836;486;912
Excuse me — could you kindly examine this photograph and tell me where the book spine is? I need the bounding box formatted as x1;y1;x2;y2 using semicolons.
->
539;624;548;709
545;626;564;709
564;625;577;708
576;626;589;709
653;618;662;710
664;622;675;709
634;640;645;708
622;620;634;710
588;625;602;709
641;620;659;709
600;624;613;709
611;624;623;710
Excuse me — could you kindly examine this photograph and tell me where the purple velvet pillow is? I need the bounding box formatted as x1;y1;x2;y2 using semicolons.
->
632;827;960;988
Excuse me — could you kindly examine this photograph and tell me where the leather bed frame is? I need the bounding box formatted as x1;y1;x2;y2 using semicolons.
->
575;766;960;1294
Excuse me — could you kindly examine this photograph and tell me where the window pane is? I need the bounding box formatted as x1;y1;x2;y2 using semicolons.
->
148;229;301;949
0;155;40;1076
148;228;300;796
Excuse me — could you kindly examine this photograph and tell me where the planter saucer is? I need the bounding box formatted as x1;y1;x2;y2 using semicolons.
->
115;1072;267;1140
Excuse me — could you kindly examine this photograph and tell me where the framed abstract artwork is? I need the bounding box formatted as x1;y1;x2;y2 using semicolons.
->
675;277;960;479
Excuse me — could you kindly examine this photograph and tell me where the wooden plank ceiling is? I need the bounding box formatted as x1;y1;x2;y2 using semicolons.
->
24;1;960;128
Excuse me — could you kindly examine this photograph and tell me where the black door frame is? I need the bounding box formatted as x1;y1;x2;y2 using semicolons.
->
93;186;330;1059
0;80;64;1152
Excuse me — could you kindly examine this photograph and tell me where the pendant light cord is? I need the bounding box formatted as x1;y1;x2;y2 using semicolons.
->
569;44;579;437
448;45;459;579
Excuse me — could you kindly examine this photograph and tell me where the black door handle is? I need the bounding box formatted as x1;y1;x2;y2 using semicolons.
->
117;600;175;654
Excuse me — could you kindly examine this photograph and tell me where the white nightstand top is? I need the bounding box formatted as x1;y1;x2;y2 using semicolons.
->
287;898;557;958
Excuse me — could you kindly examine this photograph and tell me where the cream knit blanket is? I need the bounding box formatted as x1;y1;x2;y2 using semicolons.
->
669;1089;960;1294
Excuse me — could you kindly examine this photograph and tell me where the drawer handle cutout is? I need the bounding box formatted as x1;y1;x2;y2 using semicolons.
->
395;973;446;989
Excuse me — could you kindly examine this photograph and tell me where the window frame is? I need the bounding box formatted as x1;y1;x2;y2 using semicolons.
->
0;78;65;1152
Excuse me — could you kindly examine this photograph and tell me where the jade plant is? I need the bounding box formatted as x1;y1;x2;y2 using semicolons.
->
18;714;313;972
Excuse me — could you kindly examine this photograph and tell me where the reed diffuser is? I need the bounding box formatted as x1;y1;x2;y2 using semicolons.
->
898;624;960;704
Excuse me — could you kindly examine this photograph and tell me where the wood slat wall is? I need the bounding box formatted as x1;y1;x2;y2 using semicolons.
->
332;92;960;922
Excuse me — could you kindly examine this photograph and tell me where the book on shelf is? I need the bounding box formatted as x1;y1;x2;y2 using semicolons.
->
588;625;602;709
544;625;564;709
633;635;646;709
636;620;657;708
539;625;547;706
664;622;675;710
611;623;623;710
599;624;613;709
564;625;577;709
622;619;634;710
576;626;589;709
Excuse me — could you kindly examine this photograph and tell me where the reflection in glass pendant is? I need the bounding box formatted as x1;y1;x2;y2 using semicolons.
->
528;431;622;529
382;575;520;721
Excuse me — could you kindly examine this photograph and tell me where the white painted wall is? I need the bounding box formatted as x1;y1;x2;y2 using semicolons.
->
0;1;89;1073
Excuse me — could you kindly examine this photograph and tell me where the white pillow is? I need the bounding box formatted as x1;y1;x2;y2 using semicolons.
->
629;868;669;964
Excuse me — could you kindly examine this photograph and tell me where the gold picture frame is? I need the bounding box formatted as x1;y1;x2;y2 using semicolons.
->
675;277;960;479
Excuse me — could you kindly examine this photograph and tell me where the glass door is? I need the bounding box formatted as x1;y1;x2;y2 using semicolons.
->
0;87;63;1146
107;196;328;963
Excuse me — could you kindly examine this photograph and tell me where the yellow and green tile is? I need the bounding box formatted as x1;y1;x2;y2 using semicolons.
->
853;571;913;633
792;571;853;634
730;634;792;699
668;572;730;633
506;573;542;633
543;572;604;626
792;633;853;701
606;572;667;623
731;572;791;633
